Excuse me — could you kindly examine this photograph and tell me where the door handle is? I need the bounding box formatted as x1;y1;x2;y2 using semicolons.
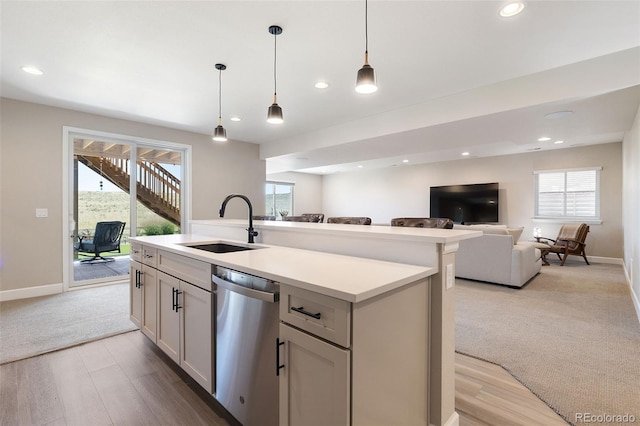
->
172;288;182;312
276;338;285;376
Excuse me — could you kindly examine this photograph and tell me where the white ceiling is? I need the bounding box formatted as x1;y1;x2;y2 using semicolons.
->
2;1;639;174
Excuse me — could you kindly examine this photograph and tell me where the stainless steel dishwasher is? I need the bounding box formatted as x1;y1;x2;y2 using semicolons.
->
212;265;279;426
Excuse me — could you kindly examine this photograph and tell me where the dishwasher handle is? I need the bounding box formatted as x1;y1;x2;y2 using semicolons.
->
212;274;279;303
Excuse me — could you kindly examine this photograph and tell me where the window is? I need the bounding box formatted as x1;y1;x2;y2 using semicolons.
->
265;181;294;219
534;167;601;220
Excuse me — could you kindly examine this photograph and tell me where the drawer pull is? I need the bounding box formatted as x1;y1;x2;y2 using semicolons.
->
291;306;321;320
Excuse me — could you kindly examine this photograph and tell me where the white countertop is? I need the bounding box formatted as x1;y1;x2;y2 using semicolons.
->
130;234;435;303
191;219;481;244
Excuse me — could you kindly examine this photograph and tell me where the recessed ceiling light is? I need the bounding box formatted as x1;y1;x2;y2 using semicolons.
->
402;159;409;163
538;137;551;142
21;66;43;75
230;116;241;122
314;81;329;89
544;110;574;120
461;152;470;156
554;140;564;144
357;165;364;168
499;2;526;17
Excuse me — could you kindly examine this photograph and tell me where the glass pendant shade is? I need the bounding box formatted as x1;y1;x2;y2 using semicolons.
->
267;99;283;124
356;62;377;94
355;0;377;94
212;124;227;142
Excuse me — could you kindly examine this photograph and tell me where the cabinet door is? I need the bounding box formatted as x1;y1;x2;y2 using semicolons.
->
157;271;180;363
129;261;143;328
180;282;213;393
141;265;158;342
279;324;350;426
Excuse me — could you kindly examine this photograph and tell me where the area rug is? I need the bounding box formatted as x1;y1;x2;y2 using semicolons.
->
0;283;138;364
455;262;640;426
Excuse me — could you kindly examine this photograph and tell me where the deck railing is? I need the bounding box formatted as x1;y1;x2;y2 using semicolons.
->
101;157;180;212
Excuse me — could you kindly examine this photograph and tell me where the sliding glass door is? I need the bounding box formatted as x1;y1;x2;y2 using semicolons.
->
66;129;188;288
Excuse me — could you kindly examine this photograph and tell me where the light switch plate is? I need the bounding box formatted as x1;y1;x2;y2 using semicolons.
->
36;208;48;218
446;264;454;289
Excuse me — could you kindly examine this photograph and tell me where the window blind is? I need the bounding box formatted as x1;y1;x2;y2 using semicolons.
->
535;168;599;219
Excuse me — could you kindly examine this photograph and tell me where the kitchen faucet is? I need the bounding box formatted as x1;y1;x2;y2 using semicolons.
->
219;194;259;243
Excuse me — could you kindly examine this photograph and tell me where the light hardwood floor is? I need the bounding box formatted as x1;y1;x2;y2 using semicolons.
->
0;331;567;425
455;353;567;425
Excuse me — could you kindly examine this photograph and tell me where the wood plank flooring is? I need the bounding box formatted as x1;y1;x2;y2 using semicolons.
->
0;331;230;426
0;331;567;425
455;353;567;426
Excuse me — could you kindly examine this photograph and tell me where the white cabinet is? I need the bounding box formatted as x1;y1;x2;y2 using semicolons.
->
278;323;350;426
131;245;213;394
157;271;180;362
156;259;213;394
129;247;158;342
279;278;430;426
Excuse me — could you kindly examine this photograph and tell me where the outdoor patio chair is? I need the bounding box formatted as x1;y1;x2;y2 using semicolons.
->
75;221;126;263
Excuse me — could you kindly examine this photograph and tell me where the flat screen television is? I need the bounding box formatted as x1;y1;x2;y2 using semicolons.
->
430;182;499;224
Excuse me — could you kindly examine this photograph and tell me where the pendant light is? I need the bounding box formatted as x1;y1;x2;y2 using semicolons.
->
267;25;284;124
355;0;377;94
212;63;228;141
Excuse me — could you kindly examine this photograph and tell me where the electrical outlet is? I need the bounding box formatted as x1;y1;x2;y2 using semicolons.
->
36;208;48;218
446;264;454;289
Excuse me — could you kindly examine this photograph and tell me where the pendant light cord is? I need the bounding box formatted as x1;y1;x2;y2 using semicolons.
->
273;31;278;99
218;68;222;121
365;0;369;54
363;0;370;65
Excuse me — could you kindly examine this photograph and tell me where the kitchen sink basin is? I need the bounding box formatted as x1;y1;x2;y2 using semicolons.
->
186;243;258;254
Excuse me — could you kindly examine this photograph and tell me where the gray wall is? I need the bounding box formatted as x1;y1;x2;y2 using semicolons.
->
322;143;623;259
623;106;640;317
266;171;323;217
0;98;264;293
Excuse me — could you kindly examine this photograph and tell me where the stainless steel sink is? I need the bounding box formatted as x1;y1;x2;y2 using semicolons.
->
186;242;258;254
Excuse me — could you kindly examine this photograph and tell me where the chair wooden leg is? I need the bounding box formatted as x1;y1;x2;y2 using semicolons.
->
582;250;590;265
560;248;569;266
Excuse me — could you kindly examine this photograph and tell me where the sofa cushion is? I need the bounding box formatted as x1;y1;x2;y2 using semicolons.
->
456;224;523;244
507;227;524;243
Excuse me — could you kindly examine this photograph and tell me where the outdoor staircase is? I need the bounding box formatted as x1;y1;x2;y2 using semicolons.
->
77;155;180;226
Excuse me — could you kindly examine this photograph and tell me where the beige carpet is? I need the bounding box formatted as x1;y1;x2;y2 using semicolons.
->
0;283;138;364
455;261;640;425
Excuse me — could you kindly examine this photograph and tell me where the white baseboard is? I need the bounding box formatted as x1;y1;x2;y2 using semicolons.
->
623;261;640;325
431;411;459;426
589;256;623;265
0;283;63;302
631;285;640;325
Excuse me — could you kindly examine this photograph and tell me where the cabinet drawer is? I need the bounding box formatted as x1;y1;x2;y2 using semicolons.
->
142;246;158;268
130;242;143;263
157;250;211;291
280;286;351;348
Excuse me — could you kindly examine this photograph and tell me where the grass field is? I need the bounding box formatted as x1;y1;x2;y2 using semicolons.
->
77;191;178;236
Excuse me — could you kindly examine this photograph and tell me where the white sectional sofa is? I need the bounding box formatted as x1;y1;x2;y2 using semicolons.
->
454;225;542;288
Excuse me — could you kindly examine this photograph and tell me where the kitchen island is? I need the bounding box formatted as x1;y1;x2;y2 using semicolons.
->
191;219;481;426
131;223;480;426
